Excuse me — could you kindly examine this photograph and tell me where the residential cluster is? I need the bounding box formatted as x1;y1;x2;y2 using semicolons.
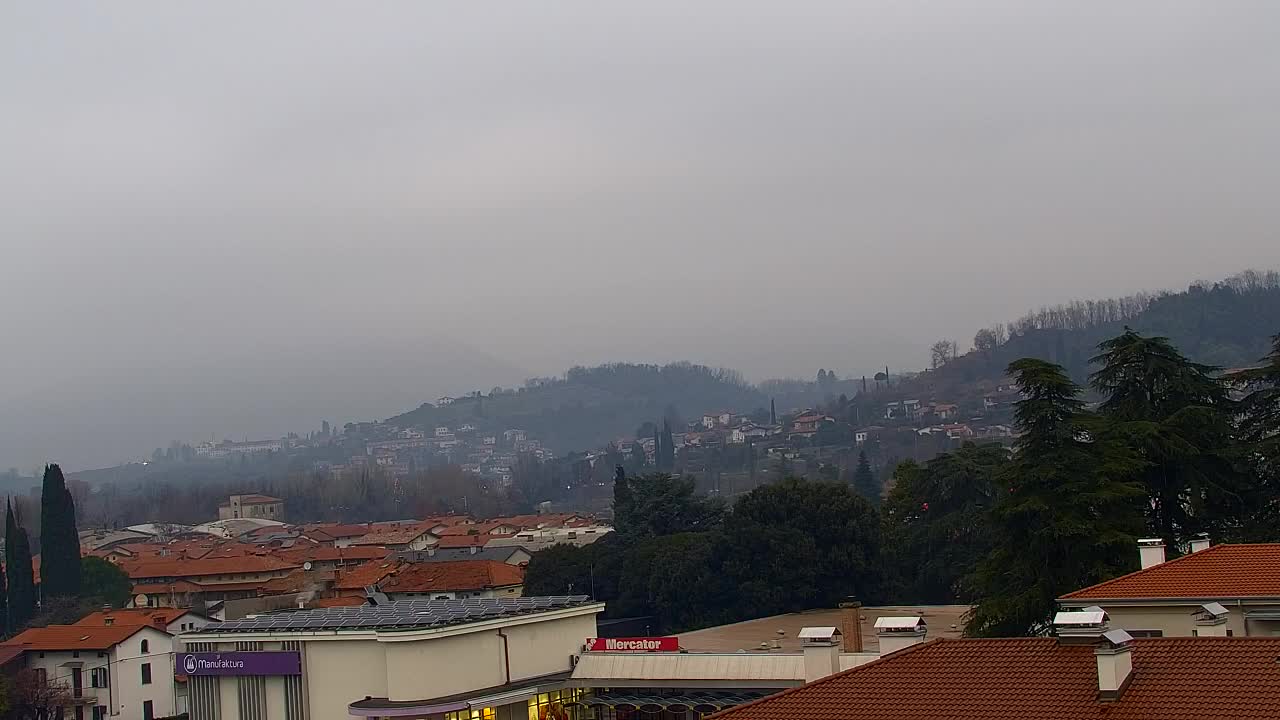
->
2;533;1274;720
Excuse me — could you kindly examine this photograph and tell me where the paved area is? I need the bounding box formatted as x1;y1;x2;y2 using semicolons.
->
678;605;970;653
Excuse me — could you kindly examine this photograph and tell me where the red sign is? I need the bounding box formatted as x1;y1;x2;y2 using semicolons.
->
586;636;679;652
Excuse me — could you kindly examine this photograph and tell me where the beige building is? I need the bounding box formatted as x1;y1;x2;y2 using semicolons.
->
180;596;602;720
1058;540;1280;637
218;494;285;521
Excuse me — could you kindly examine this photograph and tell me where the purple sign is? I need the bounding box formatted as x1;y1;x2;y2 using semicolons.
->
177;652;301;677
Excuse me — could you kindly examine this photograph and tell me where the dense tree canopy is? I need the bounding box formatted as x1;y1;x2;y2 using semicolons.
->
39;464;81;600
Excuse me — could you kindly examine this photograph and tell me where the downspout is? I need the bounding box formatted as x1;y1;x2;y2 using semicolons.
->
497;630;511;685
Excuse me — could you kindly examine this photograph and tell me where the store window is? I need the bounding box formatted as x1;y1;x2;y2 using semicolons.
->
528;689;585;720
443;708;495;720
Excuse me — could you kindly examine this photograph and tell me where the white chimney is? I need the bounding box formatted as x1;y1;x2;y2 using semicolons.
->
798;627;842;682
1193;601;1230;637
1095;629;1134;701
1054;608;1109;643
1189;533;1211;554
1138;538;1166;569
874;617;927;656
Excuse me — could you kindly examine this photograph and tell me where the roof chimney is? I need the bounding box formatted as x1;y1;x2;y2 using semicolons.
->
1054;608;1110;644
839;599;864;653
874;617;927;656
798;627;842;682
1138;538;1165;569
1095;629;1134;701
1193;602;1230;637
1188;533;1211;555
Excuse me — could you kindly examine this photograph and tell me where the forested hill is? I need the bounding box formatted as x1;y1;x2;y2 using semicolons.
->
936;270;1280;387
386;362;780;451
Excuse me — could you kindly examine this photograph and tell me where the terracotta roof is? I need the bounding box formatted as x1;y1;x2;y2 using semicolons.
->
257;569;336;595
76;608;198;627
436;533;508;549
131;580;204;595
1061;544;1280;600
277;545;391;564
120;554;300;580
3;624;161;651
228;494;283;505
709;637;1280;720
351;527;435;546
333;560;405;591
378;560;524;594
300;523;370;539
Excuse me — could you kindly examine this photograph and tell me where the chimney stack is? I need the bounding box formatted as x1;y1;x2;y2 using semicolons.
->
1193;602;1230;637
799;627;842;682
1054;608;1110;644
1138;538;1166;569
874;617;927;656
1095;629;1135;701
839;598;864;653
1189;533;1211;554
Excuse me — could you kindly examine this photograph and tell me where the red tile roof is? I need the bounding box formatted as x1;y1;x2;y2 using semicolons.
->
378;560;524;594
351;526;435;546
333;560;404;591
120;554;300;580
1061;543;1280;600
436;533;509;548
76;608;198;628
277;545;390;564
710;637;1280;720
310;596;368;608
3;624;161;651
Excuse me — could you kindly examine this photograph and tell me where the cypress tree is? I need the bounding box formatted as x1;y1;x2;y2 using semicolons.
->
40;463;81;599
770;399;777;426
6;499;36;631
0;506;6;636
852;451;879;506
660;420;676;471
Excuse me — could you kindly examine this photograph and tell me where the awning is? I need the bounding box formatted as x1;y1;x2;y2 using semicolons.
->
569;691;768;713
349;672;571;717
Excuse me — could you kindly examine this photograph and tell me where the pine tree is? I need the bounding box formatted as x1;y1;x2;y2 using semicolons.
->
966;358;1144;637
852;451;879;505
1233;334;1280;537
660;420;676;471
1090;329;1243;547
5;499;36;632
39;464;81;599
770;399;777;426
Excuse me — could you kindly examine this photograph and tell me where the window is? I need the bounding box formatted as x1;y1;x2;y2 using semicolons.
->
1127;630;1164;638
34;668;46;684
141;663;152;685
143;700;154;720
75;707;84;720
91;667;108;688
92;707;107;720
140;639;150;654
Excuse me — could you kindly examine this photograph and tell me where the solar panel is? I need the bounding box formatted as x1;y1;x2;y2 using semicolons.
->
210;595;592;634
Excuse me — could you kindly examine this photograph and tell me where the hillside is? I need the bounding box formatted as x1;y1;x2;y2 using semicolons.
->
900;270;1280;402
386;362;776;452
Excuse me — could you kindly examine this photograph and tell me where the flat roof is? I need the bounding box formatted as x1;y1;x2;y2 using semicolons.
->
678;605;968;653
195;596;594;634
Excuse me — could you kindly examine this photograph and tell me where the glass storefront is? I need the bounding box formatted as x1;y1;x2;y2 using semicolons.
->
528;688;586;720
445;708;496;720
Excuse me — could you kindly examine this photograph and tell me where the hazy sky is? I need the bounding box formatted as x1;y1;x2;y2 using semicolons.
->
3;1;1280;470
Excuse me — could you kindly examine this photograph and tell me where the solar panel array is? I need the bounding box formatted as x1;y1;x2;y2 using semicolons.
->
213;596;593;633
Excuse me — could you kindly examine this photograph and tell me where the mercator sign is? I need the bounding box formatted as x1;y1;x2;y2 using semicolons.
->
585;637;679;652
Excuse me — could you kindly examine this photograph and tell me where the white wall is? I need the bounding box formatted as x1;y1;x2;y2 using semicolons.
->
23;627;176;719
305;640;388;720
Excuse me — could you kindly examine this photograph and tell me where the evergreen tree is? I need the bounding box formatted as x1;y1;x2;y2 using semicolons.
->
0;508;6;635
1090;329;1243;547
5;500;36;632
660;420;676;471
769;398;777;426
852;451;879;505
39;464;81;599
652;427;662;471
966;359;1144;637
1230;334;1280;539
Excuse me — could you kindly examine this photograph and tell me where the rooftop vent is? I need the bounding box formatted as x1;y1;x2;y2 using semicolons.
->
1189;533;1211;554
1054;609;1110;644
799;627;842;682
874;617;927;656
1193;601;1231;636
1095;629;1135;701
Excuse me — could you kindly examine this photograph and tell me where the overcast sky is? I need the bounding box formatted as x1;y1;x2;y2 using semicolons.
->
3;1;1280;470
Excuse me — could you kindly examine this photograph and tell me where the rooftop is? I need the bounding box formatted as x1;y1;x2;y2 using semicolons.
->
195;596;596;634
679;606;967;654
3;624;161;651
708;637;1280;720
378;560;524;593
76;608;202;627
1060;543;1280;600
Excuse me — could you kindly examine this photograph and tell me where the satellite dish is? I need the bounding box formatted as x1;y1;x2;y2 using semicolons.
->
135;593;149;607
303;561;313;571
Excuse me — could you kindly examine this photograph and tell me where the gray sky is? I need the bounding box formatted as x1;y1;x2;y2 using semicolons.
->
3;1;1279;470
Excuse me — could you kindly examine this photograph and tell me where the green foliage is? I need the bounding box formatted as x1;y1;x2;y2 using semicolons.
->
852;451;879;505
1231;335;1280;539
4;499;36;633
612;472;724;541
80;556;131;608
882;444;1010;603
1091;329;1246;546
965;359;1145;637
39;464;81;600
